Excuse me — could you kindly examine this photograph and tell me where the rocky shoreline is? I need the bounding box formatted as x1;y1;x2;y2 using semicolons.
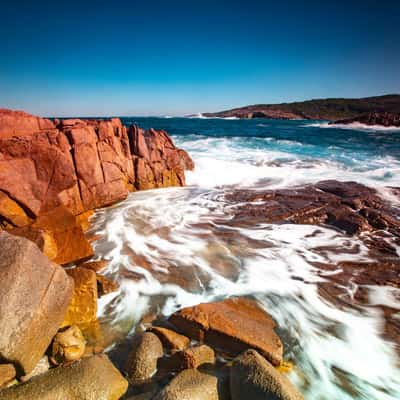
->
0;109;399;399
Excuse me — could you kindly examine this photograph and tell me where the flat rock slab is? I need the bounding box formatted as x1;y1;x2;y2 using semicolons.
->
0;232;73;374
169;297;283;366
0;354;128;400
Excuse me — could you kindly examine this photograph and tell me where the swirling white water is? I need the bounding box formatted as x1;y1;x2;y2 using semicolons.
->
88;118;400;399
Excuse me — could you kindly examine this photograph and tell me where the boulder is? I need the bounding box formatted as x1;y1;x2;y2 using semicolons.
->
0;365;16;388
0;232;74;374
169;297;283;366
159;345;215;373
61;267;98;329
124;332;164;386
154;369;225;400
149;326;190;351
0;354;128;400
230;350;304;400
51;325;86;365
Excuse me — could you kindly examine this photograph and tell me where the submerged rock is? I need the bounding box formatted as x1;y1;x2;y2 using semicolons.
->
0;354;128;400
169;297;283;366
125;332;164;386
0;232;73;375
230;350;303;400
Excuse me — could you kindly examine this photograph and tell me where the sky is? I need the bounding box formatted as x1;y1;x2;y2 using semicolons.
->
1;0;400;117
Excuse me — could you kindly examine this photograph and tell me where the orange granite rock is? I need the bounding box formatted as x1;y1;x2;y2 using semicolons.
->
169;297;283;366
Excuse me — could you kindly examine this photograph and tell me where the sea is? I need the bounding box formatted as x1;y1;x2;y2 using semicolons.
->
87;116;400;400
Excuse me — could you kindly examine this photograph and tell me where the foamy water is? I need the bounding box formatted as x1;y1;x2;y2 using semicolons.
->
89;119;400;400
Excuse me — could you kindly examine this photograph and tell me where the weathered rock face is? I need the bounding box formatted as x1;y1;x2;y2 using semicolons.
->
0;109;193;230
51;325;86;365
169;297;283;366
330;112;400;127
0;365;16;388
0;232;74;374
230;350;304;400
0;354;128;400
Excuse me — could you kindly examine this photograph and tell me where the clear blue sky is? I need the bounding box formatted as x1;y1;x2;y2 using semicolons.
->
1;0;399;116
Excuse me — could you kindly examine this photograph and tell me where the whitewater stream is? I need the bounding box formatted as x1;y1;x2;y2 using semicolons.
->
87;118;400;400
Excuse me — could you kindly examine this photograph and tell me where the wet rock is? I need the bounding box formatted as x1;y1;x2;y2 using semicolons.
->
97;274;119;296
62;267;98;329
230;349;304;400
0;365;16;388
19;356;50;382
125;332;164;386
0;354;128;400
51;325;86;365
226;180;400;237
0;232;73;374
149;326;190;351
169;297;283;366
79;259;109;272
159;345;215;373
154;369;223;400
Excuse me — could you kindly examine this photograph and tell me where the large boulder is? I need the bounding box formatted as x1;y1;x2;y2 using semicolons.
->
230;350;303;400
154;369;226;400
169;297;283;366
0;232;74;374
124;332;164;386
0;354;128;400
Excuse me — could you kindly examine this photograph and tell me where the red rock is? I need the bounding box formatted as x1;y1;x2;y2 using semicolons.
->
0;109;193;227
149;326;190;351
169;298;283;366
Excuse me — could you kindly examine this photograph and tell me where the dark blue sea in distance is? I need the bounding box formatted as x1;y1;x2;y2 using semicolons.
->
92;116;400;400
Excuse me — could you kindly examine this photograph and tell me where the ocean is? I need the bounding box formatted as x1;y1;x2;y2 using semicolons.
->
88;117;400;400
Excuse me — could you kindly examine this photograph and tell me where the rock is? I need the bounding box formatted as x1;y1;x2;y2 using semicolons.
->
19;356;50;382
124;332;164;386
159;345;215;373
0;365;16;388
0;109;193;226
226;180;400;237
330;112;400;127
169;297;283;366
51;325;86;365
97;274;119;296
9;206;93;265
62;267;98;329
230;350;304;400
0;232;74;374
0;354;128;400
149;326;190;351
79;260;109;272
154;369;222;400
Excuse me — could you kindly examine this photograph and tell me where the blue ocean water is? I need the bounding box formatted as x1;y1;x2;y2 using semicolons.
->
92;117;400;400
123;117;400;167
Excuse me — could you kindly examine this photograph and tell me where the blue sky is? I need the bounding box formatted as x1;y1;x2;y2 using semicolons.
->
1;0;399;116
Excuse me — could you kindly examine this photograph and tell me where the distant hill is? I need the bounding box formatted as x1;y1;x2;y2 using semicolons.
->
203;94;400;120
